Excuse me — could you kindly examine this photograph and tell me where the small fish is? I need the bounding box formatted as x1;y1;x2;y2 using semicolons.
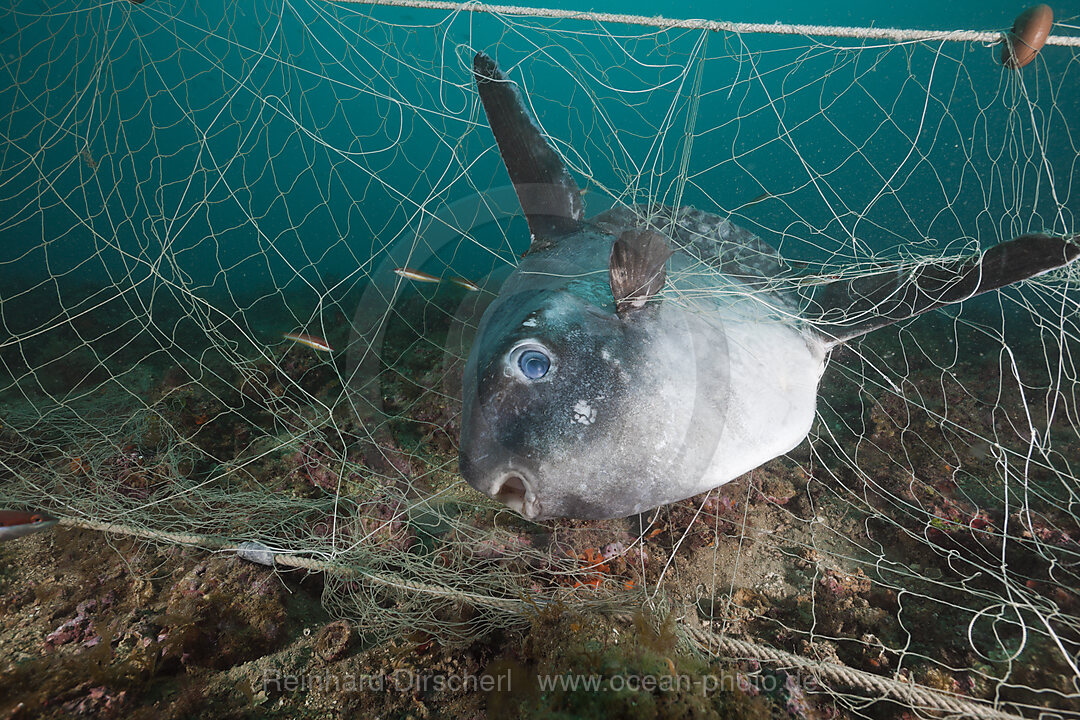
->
449;276;481;292
283;332;333;353
394;267;440;283
0;510;58;541
743;191;772;207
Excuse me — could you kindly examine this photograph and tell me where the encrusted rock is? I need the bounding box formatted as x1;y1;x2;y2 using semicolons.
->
314;619;352;663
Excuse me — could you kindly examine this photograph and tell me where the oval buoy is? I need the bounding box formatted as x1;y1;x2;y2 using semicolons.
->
1001;5;1053;69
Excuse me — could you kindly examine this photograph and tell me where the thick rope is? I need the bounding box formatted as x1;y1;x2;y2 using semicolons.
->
681;625;1034;720
57;516;1040;719
271;553;533;612
333;0;1080;48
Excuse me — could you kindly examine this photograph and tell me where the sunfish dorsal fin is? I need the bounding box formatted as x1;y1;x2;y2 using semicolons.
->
808;233;1080;345
473;52;583;247
609;229;673;317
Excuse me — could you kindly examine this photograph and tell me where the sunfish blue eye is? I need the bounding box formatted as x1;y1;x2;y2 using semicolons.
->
518;349;550;379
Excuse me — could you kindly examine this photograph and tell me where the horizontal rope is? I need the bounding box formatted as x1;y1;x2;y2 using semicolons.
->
333;0;1080;47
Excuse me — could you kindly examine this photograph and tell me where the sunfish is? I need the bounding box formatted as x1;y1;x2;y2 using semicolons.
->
0;510;58;541
459;52;1079;521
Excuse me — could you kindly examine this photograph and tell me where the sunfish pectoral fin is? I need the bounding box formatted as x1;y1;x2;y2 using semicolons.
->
472;52;584;247
609;229;674;317
807;233;1080;345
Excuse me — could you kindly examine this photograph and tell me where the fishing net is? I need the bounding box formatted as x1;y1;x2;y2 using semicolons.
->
2;0;1079;716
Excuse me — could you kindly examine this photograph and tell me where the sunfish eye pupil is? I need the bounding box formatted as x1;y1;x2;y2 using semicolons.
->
518;349;550;379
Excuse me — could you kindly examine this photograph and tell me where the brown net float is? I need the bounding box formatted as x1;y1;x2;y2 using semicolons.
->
1001;4;1054;68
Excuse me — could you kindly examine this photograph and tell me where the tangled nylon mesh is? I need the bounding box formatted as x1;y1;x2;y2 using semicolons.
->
1;0;1079;715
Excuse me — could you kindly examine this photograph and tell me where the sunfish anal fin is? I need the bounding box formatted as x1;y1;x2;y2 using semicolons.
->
473;52;583;248
609;229;674;317
810;233;1080;344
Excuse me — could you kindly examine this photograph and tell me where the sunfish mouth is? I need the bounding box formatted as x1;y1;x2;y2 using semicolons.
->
492;471;541;519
